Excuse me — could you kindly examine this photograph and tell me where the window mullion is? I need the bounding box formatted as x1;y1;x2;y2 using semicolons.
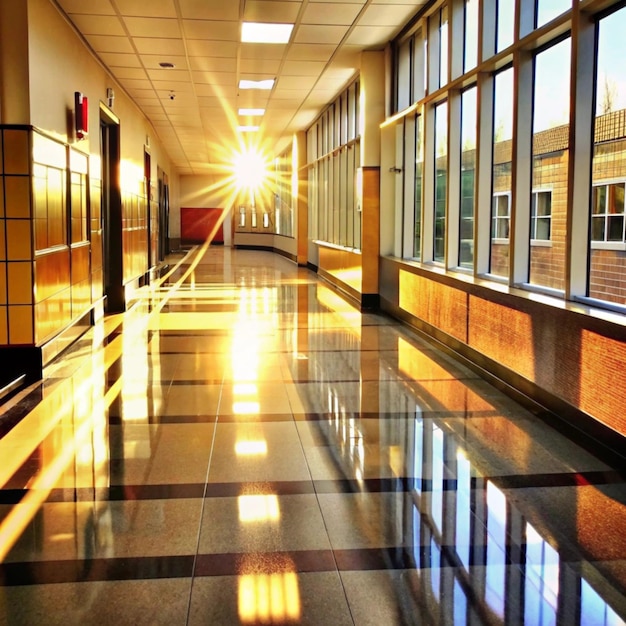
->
567;6;595;300
511;49;533;286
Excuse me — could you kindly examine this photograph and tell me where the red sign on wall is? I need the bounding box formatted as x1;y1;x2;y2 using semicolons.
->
181;207;224;244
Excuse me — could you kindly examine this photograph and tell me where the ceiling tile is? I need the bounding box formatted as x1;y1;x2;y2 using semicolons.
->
359;4;420;27
57;0;115;15
293;24;350;44
112;67;149;80
195;84;238;98
240;43;287;60
189;57;237;72
152;80;196;94
178;0;240;21
273;88;314;100
243;1;301;22
182;20;240;41
116;0;177;18
134;38;186;55
140;55;190;70
345;24;395;46
85;34;134;53
301;3;363;25
276;76;317;91
186;40;239;57
123;17;181;38
286;43;336;61
239;59;281;75
192;71;235;86
69;14;125;36
97;52;142;67
147;68;192;82
266;99;302;109
118;78;154;91
282;60;327;76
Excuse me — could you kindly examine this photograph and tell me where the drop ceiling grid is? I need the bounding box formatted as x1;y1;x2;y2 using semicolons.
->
54;0;429;173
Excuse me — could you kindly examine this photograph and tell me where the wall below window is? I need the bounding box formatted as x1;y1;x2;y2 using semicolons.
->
379;256;626;460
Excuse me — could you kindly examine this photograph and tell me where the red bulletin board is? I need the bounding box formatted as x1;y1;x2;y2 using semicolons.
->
181;207;224;244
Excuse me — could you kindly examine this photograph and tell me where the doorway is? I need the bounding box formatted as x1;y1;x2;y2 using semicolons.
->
100;104;124;312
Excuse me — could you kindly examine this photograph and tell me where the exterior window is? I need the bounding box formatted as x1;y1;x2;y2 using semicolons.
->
460;87;477;268
492;194;511;239
435;101;448;262
497;0;515;52
415;114;423;259
490;68;513;277
590;7;626;305
530;38;570;290
536;0;570;28
531;191;552;241
591;183;625;241
464;0;479;71
440;7;449;88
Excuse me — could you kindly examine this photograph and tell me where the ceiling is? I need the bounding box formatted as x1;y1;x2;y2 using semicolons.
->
54;0;427;175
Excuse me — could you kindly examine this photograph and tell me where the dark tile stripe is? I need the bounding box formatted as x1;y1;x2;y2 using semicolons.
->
0;556;194;586
1;471;622;506
2;541;600;586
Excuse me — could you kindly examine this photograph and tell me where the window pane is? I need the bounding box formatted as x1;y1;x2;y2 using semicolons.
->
490;68;513;277
398;38;412;111
529;38;570;290
440;7;449;88
460;87;477;268
497;0;515;52
415;114;423;259
536;0;570;29
435;101;448;263
590;7;626;305
464;0;479;72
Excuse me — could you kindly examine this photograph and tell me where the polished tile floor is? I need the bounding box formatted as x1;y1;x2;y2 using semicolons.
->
0;246;625;625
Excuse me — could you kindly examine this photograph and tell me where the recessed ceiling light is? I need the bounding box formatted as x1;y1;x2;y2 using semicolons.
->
239;79;275;90
238;108;266;116
238;125;260;132
241;22;294;44
159;62;175;68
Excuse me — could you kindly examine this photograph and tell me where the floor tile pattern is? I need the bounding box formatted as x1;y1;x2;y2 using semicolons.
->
0;247;625;625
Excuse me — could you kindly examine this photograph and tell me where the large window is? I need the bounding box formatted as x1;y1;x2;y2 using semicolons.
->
306;80;361;251
388;0;626;312
591;6;626;305
490;68;513;278
434;101;448;263
529;38;570;290
460;87;477;268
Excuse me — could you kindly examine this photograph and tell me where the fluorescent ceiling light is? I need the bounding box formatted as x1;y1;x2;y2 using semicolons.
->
238;125;260;132
239;79;275;90
238;108;266;116
241;22;293;44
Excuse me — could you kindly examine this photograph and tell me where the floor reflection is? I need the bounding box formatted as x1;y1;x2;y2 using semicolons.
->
0;247;624;625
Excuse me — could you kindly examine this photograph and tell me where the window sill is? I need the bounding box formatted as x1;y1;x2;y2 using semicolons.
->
590;241;626;251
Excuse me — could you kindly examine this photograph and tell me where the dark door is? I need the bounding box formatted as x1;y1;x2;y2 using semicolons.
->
100;106;124;312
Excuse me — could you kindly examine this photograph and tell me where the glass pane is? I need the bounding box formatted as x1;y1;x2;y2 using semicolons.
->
497;0;515;52
460;87;477;268
530;38;570;289
490;68;513;277
590;7;626;304
464;0;479;72
435;101;448;263
440;7;449;88
536;0;570;29
415;114;423;259
607;216;624;241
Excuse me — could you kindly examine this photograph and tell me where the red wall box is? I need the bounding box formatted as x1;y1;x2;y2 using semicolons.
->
181;207;224;244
